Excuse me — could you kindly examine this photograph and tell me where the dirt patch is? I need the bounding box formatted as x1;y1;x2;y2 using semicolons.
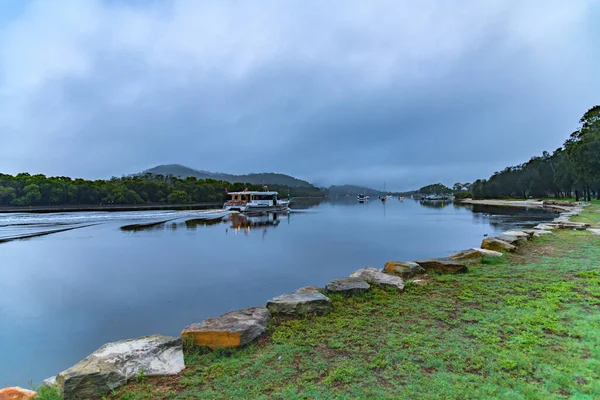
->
124;373;184;397
511;243;558;264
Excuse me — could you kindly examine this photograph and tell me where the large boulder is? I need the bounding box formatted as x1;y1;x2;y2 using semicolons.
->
481;237;517;252
414;258;467;274
181;306;270;349
534;223;555;230
470;248;503;258
502;230;530;240
497;231;528;244
554;221;589;230
350;267;405;291
0;387;37;400
325;277;370;295
56;335;184;400
383;261;425;278
266;287;332;316
448;249;482;261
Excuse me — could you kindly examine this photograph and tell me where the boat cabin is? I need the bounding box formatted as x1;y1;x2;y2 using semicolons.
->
226;191;279;207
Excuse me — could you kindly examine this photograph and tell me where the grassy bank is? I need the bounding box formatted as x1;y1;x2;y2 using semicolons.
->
43;205;600;399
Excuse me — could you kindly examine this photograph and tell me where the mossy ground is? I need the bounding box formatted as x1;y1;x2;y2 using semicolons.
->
42;205;600;399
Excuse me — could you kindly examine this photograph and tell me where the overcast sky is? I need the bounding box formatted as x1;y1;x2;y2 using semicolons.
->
1;0;599;190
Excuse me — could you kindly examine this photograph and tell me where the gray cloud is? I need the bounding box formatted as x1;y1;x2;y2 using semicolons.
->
1;0;599;190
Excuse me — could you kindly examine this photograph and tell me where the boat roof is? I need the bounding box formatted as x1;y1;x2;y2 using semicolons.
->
228;191;279;195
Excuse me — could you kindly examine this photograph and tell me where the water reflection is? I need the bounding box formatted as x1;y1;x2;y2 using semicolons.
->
419;200;454;209
120;219;176;232
454;203;556;229
289;198;324;210
229;213;282;229
185;218;227;229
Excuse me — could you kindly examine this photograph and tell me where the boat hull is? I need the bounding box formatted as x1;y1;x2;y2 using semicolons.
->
224;201;290;213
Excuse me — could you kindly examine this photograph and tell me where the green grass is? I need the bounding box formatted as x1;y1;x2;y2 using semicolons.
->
45;206;600;400
573;202;600;227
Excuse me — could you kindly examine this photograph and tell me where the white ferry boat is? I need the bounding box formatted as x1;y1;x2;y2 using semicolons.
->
224;190;290;213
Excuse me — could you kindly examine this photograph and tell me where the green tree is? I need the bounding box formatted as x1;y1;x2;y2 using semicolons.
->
167;190;192;204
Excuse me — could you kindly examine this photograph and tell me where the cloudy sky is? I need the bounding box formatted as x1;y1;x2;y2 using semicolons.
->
1;0;599;190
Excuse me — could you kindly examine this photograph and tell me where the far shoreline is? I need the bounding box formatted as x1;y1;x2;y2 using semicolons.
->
0;202;223;214
0;196;325;214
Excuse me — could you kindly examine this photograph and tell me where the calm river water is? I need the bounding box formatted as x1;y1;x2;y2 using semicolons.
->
0;199;555;387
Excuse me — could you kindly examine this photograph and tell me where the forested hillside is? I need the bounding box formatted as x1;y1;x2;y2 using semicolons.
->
0;173;324;207
471;106;600;200
144;164;313;188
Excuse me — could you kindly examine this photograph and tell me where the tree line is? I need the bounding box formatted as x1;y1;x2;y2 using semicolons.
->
419;183;452;195
471;106;600;200
0;173;324;207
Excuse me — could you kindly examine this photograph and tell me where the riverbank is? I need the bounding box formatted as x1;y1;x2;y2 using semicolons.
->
459;199;546;208
0;203;223;214
81;203;598;399
457;199;591;214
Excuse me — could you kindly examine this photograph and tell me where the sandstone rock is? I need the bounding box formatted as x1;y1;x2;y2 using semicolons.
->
503;230;530;239
0;387;37;400
498;231;529;244
266;287;331;316
57;335;184;400
414;258;467;274
533;230;552;237
543;200;578;207
470;248;503;257
182;307;269;349
326;277;370;295
481;237;517;252
448;249;482;261
534;223;555;230
496;234;520;244
588;228;600;235
383;261;425;278
554;221;589;230
350;267;405;291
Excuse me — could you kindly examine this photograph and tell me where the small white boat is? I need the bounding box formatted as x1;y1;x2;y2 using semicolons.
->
422;194;450;201
357;193;370;202
398;196;405;201
224;191;290;213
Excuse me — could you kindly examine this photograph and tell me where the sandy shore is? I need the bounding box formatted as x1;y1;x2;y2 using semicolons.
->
458;199;546;208
458;199;582;212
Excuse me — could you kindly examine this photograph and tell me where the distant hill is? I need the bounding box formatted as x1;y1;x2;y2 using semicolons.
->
419;183;452;195
143;164;313;188
327;185;383;197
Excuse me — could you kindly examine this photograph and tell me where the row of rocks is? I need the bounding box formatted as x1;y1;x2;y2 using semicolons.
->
37;257;478;398
547;205;590;230
479;204;592;255
182;267;409;349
